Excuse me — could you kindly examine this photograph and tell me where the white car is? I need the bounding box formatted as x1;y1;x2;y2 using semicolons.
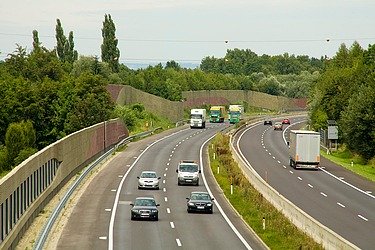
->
137;171;161;190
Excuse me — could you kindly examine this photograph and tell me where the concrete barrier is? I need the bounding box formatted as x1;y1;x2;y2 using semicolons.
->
0;119;128;249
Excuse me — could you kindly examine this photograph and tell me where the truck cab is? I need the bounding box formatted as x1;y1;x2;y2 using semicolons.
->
176;160;200;186
209;106;225;123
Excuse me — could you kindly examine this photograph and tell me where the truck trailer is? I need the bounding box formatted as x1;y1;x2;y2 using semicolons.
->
209;106;225;123
289;130;320;169
190;109;206;128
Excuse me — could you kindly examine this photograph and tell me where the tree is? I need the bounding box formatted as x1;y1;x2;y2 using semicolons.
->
56;19;67;61
340;83;375;160
101;14;120;72
32;30;41;52
55;19;78;63
5;121;36;166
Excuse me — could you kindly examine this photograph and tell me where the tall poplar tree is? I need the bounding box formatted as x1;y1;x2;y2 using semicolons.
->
55;19;78;63
56;19;67;61
101;14;120;72
32;30;41;52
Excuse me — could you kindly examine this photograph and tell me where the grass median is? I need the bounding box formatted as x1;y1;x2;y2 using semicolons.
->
209;133;322;249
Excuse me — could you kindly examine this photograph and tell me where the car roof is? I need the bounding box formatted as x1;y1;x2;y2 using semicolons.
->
191;191;209;195
135;197;155;200
140;170;157;174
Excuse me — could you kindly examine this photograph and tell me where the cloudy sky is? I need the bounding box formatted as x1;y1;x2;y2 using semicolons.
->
1;0;374;65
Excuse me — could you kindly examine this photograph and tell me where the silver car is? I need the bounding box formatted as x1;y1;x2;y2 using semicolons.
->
137;171;161;190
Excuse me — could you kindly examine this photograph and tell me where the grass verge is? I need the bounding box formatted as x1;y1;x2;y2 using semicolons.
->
209;133;322;249
321;149;375;182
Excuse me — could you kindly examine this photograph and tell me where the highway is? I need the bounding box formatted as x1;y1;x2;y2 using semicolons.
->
55;124;266;250
232;117;375;249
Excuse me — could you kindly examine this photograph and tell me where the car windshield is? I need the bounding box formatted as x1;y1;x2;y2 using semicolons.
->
134;199;156;207
191;193;210;200
141;172;157;178
179;164;198;172
210;110;220;115
191;114;202;119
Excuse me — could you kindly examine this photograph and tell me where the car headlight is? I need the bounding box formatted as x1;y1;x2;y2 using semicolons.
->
206;203;212;206
132;209;139;213
151;210;158;213
188;202;195;206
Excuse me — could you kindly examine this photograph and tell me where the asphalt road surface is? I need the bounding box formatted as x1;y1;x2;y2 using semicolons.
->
232;117;375;249
56;123;267;250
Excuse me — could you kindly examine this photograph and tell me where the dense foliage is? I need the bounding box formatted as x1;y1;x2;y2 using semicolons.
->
309;42;375;161
0;47;113;173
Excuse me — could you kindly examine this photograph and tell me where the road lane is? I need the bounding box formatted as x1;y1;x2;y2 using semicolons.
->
234;118;375;249
56;123;266;250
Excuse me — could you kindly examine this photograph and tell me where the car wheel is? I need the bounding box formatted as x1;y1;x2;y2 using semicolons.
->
187;208;191;213
209;209;213;214
178;182;181;186
155;215;159;221
131;215;135;220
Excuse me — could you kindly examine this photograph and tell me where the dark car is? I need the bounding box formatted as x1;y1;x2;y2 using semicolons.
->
186;191;214;214
130;197;159;221
263;116;272;125
282;118;290;124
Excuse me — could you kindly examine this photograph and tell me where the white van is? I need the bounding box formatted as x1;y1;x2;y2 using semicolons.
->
176;160;200;186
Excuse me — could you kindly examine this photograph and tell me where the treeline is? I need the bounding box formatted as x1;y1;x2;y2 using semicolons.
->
115;59;320;100
309;42;375;161
201;48;324;75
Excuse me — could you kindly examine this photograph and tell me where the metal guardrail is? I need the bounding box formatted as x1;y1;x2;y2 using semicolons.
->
33;127;161;250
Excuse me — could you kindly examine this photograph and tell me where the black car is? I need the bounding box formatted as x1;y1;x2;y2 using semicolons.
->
130;197;160;221
263;116;272;125
186;191;214;214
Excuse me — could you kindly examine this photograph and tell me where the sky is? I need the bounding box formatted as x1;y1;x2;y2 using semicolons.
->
1;0;375;66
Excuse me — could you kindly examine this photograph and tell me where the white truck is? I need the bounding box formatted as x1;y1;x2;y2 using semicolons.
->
289;130;320;169
190;109;206;128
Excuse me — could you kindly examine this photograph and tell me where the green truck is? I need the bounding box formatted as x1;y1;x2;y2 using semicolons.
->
209;106;225;123
228;106;241;124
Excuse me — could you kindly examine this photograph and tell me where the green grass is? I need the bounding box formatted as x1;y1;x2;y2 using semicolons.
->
210;134;322;249
321;149;375;182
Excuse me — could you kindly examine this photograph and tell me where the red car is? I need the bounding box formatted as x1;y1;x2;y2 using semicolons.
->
282;118;290;124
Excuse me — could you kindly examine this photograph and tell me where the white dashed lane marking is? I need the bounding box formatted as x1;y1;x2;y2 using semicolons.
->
164;197;168;202
170;221;175;228
176;239;182;247
163;188;166;192
320;192;327;197
289;171;293;174
308;184;314;188
99;236;107;240
337;202;345;208
297;177;302;181
167;208;171;214
358;215;368;221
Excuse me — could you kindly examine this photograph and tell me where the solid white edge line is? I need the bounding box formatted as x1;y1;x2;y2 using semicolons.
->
319;167;375;199
200;134;253;250
108;128;189;250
